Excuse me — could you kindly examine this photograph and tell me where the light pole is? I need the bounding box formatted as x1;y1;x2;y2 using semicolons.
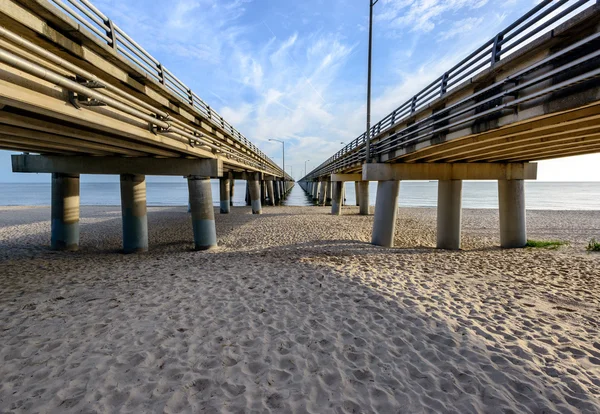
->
304;160;310;178
366;0;379;163
269;139;285;181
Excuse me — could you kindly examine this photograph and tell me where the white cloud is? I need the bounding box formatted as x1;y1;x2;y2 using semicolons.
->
440;17;484;40
377;0;489;33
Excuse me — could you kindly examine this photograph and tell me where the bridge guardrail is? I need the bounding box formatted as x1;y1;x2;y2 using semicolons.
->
46;0;282;176
303;0;597;180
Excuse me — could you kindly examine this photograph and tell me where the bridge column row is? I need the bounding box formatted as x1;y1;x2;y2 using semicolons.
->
371;178;526;249
50;173;294;253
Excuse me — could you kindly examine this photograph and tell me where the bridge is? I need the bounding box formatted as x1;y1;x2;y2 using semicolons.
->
300;0;600;250
0;0;293;253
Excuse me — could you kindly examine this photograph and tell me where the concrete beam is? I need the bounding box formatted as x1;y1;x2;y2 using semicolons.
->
363;162;537;181
331;173;362;182
12;155;223;177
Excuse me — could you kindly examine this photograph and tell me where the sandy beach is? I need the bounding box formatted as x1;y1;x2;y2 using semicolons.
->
0;204;599;413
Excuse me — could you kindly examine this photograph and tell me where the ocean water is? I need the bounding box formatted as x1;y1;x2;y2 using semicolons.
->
0;181;599;210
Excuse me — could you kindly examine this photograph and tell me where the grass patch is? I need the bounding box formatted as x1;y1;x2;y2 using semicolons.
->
525;239;569;249
586;238;600;252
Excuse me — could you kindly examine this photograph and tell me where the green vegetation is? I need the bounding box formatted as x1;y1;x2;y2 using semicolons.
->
586;238;600;252
525;239;569;249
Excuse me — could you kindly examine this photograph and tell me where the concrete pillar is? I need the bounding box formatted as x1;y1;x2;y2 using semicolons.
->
331;181;343;215
312;181;320;201
187;176;217;250
229;178;235;207
372;180;400;247
120;174;148;253
248;174;262;214
436;180;462;250
51;173;80;251
498;179;526;248
260;181;266;205
245;182;251;206
274;180;281;205
355;182;360;206
358;181;369;215
318;181;327;205
219;177;230;214
326;180;332;206
267;180;275;206
341;184;346;206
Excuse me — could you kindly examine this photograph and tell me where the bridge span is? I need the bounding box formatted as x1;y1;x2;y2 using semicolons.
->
0;0;293;252
300;0;600;250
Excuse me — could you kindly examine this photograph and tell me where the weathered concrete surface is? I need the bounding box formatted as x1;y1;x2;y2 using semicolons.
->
372;181;400;247
120;174;148;253
499;179;527;248
188;176;217;250
51;173;80;251
437;180;463;250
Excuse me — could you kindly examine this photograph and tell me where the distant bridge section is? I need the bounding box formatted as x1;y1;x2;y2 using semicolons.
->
300;0;600;250
0;0;293;253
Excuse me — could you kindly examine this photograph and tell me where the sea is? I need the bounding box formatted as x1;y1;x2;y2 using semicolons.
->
0;181;599;210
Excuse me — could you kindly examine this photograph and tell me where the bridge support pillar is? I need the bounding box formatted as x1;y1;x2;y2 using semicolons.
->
245;182;251;206
51;173;80;251
248;174;262;214
319;181;327;205
267;180;275;206
260;181;267;205
312;181;320;201
358;181;369;215
498;179;526;248
326;180;332;206
229;177;235;207
355;182;360;206
274;180;281;205
120;174;148;253
187;176;217;250
331;181;344;215
436;180;462;250
219;177;230;214
372;180;400;247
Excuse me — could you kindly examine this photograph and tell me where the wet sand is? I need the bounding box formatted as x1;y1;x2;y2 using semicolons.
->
0;205;599;413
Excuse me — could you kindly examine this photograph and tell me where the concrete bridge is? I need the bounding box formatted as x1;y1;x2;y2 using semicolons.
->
300;0;600;250
0;0;293;252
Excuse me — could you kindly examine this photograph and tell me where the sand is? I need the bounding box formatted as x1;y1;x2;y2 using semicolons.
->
0;203;599;413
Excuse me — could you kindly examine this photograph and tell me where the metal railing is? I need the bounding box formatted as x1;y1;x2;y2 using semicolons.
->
302;0;598;180
46;0;283;175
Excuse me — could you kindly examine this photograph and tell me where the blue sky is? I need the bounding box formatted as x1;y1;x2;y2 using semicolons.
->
1;0;599;182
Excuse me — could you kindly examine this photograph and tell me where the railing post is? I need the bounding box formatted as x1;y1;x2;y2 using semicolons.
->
158;63;165;85
105;19;117;50
440;72;449;95
188;88;193;106
491;33;503;65
410;96;417;113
